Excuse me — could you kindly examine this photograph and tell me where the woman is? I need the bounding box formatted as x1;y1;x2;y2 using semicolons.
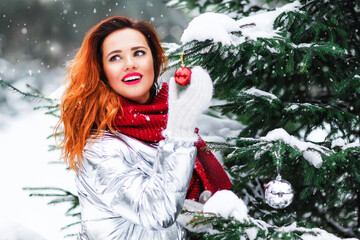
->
57;16;231;239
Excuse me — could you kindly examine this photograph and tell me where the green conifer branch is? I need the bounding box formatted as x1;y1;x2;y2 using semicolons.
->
0;79;55;103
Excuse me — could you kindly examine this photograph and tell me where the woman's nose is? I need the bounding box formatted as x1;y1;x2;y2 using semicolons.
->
123;57;137;71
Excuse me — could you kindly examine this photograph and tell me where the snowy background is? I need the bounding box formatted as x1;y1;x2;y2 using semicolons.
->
0;66;78;239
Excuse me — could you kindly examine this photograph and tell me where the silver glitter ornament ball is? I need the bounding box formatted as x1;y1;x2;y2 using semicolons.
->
264;175;294;209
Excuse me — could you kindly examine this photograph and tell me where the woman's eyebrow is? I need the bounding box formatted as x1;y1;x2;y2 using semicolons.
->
131;46;147;51
106;46;148;58
106;50;121;58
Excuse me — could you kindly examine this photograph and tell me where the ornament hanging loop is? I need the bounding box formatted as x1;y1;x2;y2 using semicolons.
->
180;52;185;68
274;148;282;175
275;149;283;182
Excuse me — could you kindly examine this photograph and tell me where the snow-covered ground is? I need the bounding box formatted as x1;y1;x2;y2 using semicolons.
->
0;99;78;239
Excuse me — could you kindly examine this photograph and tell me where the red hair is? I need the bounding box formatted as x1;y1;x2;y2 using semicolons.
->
56;16;167;171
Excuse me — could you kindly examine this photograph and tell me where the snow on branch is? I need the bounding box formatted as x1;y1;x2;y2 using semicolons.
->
189;190;355;239
243;87;278;101
261;128;333;168
331;138;360;150
180;1;302;46
277;222;357;240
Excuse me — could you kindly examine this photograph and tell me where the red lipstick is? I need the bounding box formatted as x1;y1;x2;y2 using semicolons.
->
121;72;143;85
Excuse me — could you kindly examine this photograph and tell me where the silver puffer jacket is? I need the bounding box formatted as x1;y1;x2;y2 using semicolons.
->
76;131;197;240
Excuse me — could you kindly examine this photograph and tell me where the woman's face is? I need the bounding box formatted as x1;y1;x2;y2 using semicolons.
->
102;28;154;104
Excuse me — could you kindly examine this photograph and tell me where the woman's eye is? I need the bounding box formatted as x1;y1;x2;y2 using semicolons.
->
134;50;145;57
109;55;121;62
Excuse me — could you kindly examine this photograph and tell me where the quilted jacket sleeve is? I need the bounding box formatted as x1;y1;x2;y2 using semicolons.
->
76;133;196;231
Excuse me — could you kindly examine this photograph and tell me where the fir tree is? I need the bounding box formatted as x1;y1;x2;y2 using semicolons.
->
166;0;360;239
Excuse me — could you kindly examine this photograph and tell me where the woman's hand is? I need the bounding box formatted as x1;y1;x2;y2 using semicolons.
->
164;66;213;141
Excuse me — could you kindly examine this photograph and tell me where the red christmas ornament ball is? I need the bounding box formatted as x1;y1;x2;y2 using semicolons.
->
175;67;192;86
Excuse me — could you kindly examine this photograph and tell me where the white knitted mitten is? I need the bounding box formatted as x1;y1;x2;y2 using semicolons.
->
164;66;213;142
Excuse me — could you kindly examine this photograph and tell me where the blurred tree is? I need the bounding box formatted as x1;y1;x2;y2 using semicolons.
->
0;0;187;66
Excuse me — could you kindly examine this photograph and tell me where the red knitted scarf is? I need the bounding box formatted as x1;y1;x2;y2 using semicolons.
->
113;83;232;201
